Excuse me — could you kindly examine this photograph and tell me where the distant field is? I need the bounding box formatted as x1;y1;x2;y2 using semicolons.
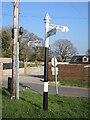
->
2;88;89;119
49;78;89;88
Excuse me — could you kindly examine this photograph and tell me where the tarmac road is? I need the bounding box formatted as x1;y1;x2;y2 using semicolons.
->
0;67;90;98
19;82;89;98
1;77;89;98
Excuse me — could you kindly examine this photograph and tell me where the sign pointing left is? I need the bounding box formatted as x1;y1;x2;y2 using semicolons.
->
47;28;56;38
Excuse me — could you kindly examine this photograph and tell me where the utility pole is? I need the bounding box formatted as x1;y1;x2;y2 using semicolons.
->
12;0;19;99
43;13;51;110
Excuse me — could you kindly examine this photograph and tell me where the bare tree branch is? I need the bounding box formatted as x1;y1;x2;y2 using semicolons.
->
52;39;78;61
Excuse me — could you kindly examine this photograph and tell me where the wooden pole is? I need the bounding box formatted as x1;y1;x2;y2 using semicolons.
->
1;63;3;76
12;0;19;98
24;62;27;74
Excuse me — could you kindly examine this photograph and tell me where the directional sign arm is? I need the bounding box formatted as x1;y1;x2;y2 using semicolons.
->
47;28;56;38
49;24;69;32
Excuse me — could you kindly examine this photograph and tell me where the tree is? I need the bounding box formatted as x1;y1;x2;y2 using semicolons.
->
38;46;44;61
18;29;29;61
20;28;43;62
52;39;78;61
19;29;37;62
0;26;43;62
21;40;30;62
0;30;2;57
1;29;12;58
86;48;90;55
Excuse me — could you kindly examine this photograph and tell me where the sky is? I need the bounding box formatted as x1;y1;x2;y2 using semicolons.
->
2;2;88;55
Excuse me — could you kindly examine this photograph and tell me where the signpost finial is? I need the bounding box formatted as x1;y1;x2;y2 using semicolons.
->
44;13;51;23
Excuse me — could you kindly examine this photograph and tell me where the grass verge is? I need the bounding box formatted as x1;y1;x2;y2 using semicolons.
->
27;63;44;67
2;88;89;119
49;78;89;88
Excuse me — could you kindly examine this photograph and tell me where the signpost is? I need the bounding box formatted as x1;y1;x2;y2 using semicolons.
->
43;13;51;111
28;40;43;65
43;13;69;111
51;57;57;67
49;24;69;32
47;28;56;37
51;67;58;75
28;40;42;48
51;57;58;94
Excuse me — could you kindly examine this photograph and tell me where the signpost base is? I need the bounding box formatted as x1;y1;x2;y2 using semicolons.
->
43;92;48;110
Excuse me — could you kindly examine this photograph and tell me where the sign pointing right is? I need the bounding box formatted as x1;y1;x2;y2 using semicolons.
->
49;24;69;32
47;24;69;38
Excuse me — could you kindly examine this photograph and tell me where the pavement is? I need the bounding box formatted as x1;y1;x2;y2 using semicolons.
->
0;67;90;98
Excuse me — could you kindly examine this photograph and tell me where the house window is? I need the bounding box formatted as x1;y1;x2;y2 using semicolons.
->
82;56;89;62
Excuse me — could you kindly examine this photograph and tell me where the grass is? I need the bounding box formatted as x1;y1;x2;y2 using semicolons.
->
49;78;89;88
27;64;38;67
27;63;44;67
2;88;89;119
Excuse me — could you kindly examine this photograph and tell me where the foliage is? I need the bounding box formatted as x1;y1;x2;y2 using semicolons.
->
52;39;78;61
0;27;44;62
27;63;44;67
27;63;38;67
18;37;23;61
21;40;30;62
2;88;89;118
49;78;89;88
59;79;89;87
48;45;53;62
86;48;90;55
20;28;43;62
0;31;2;57
38;46;44;61
1;29;12;58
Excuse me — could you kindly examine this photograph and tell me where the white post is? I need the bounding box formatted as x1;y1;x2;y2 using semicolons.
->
16;42;19;99
55;66;58;94
44;13;51;48
54;57;58;94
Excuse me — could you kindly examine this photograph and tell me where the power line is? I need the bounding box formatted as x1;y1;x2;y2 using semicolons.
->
69;3;87;20
3;14;88;20
2;2;87;20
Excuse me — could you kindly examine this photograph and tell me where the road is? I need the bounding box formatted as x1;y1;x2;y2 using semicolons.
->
0;67;90;98
19;82;89;98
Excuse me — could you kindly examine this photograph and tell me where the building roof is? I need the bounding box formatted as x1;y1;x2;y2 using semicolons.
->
69;55;90;64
